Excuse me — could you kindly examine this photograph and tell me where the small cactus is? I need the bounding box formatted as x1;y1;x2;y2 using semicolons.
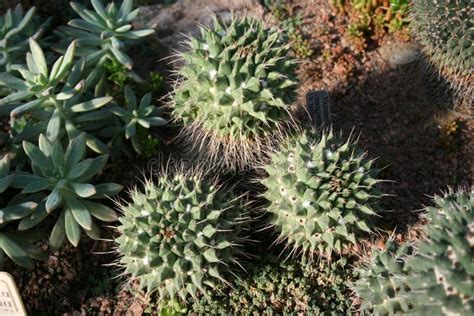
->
411;0;473;109
171;16;298;172
261;130;381;257
355;241;415;315
356;189;474;315
115;172;250;301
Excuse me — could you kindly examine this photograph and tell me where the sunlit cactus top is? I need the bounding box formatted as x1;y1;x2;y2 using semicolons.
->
172;16;299;141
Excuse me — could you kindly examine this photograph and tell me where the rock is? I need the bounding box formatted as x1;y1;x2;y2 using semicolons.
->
378;42;420;67
134;0;264;64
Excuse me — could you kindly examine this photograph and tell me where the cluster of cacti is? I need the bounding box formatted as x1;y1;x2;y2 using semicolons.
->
356;190;474;315
171;16;299;171
115;173;249;301
411;0;473;108
261;130;381;256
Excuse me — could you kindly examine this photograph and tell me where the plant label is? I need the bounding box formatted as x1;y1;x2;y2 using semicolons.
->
0;272;26;316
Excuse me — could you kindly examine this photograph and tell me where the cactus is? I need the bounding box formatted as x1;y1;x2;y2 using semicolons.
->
115;172;249;301
261;130;381;257
355;241;415;315
411;0;473;108
171;16;298;171
356;190;474;315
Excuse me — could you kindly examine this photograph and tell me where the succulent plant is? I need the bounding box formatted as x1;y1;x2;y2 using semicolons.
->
171;16;298;171
115;172;249;301
356;190;474;315
0;39;116;153
0;227;46;269
0;154;14;194
0;155;47;269
11;133;122;249
261;130;381;257
56;0;154;71
411;0;473;108
355;241;415;315
109;86;166;154
0;5;49;74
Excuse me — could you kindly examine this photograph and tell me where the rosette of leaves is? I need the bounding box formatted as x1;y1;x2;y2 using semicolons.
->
56;0;154;71
0;5;50;74
0;155;46;269
411;0;473;108
11;133;122;249
171;16;298;172
108;86;166;155
115;172;249;301
355;240;415;315
356;190;474;315
0;39;115;153
261;130;381;257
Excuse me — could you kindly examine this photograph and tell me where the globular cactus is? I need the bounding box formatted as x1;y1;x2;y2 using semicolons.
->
411;0;473;109
355;241;415;315
115;172;250;301
171;16;298;172
261;130;381;257
356;190;474;315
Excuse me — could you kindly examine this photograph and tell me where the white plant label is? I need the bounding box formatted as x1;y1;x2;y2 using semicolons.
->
0;272;26;316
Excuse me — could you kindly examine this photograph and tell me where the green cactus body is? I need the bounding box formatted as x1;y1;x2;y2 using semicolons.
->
355;241;415;315
172;16;298;171
411;0;473;108
115;174;249;301
356;190;474;315
406;191;474;315
262;130;381;257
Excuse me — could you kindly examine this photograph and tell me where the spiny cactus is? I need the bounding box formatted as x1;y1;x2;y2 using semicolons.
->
355;241;415;315
407;190;474;315
356;190;474;315
171;16;298;172
115;172;250;301
261;130;381;257
411;0;473;109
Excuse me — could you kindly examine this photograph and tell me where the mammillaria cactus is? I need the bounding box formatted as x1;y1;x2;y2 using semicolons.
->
355;241;415;315
115;172;249;301
411;0;473;109
356;190;474;315
261;130;381;257
171;16;298;171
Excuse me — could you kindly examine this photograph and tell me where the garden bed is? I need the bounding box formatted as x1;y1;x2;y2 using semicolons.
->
0;0;472;315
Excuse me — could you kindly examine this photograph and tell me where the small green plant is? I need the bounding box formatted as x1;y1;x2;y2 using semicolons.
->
264;1;313;58
356;190;474;315
191;255;354;314
411;0;473;108
261;130;381;257
115;172;250;301
0;5;49;74
57;0;154;70
172;16;298;171
12;133;122;249
110;86;166;154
